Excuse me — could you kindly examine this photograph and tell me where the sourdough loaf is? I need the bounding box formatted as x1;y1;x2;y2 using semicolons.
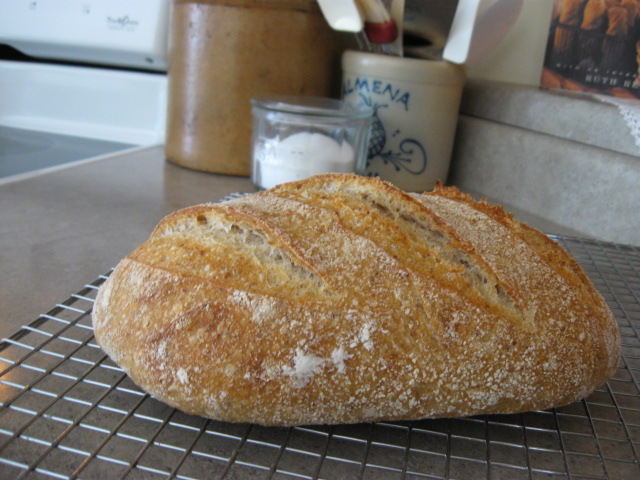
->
92;174;620;426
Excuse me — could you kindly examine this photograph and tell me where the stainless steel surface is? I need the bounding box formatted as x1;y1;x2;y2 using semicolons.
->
0;235;639;479
0;126;133;179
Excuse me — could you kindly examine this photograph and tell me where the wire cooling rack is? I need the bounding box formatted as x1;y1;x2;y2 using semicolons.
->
0;235;639;480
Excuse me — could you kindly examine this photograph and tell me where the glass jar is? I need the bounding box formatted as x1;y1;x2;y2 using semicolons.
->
251;95;372;190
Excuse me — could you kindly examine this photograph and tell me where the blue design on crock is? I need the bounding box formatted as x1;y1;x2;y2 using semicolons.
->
358;93;427;177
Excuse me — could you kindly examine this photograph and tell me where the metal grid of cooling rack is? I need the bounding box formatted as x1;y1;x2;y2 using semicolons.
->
0;235;639;480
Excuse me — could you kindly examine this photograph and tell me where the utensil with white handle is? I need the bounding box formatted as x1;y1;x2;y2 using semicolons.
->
442;0;482;64
358;0;398;46
403;0;521;64
317;0;364;32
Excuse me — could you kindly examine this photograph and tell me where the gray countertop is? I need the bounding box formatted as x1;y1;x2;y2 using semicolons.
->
0;145;583;341
0;146;252;340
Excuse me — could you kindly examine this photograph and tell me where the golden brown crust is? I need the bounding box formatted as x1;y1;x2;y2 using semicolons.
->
93;174;620;426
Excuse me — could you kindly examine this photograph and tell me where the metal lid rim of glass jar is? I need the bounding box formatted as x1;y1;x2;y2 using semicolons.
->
251;96;373;119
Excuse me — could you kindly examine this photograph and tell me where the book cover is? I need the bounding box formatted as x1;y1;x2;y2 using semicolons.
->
542;0;640;99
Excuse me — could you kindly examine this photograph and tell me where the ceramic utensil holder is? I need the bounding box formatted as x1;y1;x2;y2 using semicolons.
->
342;50;465;192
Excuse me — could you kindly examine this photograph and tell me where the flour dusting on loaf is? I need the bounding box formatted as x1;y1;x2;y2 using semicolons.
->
92;174;620;426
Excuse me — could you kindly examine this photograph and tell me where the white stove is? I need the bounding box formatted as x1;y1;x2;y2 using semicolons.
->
0;0;171;183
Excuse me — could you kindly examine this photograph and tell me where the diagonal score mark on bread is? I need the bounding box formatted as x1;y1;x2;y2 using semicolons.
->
416;185;619;380
267;174;526;328
134;203;335;299
419;184;614;325
224;191;423;314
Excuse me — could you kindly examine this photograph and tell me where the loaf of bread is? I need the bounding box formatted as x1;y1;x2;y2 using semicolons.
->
93;174;620;426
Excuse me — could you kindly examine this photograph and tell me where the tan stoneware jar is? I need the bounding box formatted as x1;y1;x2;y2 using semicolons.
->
165;0;346;176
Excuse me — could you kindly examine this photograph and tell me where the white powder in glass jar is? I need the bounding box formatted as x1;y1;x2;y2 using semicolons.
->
256;131;355;189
